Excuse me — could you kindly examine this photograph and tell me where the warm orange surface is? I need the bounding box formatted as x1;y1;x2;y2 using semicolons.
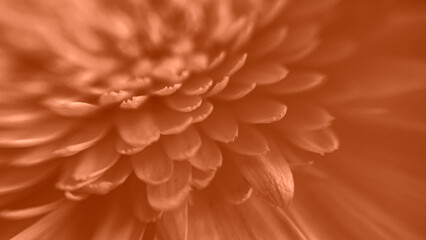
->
0;0;425;239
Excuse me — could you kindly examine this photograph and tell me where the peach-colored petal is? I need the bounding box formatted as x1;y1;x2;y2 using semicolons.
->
248;27;288;58
232;97;287;124
198;105;238;143
164;93;203;113
189;135;222;171
132;180;162;222
116;108;160;147
189;100;214;123
232;142;294;207
286;127;339;155
146;162;192;211
161;126;201;161
0;118;73;148
152;106;193;135
190;168;216;190
157;202;188;240
132;143;174;185
225;124;269;156
263;71;325;95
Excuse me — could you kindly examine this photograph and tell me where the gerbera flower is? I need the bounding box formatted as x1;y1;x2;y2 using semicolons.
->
0;0;425;239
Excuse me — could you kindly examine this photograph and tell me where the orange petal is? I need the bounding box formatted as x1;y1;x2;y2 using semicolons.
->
0;200;64;220
232;62;289;86
152;106;192;135
225;124;269;156
210;53;248;81
286;127;339;155
190;168;216;190
248;27;288;58
68;135;120;182
275;102;334;131
157;202;188;240
198;106;238;143
180;76;213;95
263;71;325;95
116;109;160;147
132;181;162;222
146;162;191;211
131;143;174;185
161;126;202;160
54;119;109;157
0;163;57;196
189;136;222;171
232;97;287;124
214;82;256;101
43;99;98;118
189;100;214;123
0;117;74;148
77;159;132;195
232;142;294;207
214;159;253;205
164;93;203;112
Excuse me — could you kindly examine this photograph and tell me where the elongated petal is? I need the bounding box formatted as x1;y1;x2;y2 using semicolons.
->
132;143;174;185
232;97;287;124
54;120;110;157
189;101;214;123
198;106;238;143
68;134;120;182
286;127;339;155
0;163;57;196
132;180;162;222
157;202;188;240
189;135;222;171
181;76;213;95
116;109;160;147
232;142;294;207
152;106;192;135
263;71;325;95
225;124;269;156
232;62;289;86
161;126;202;161
164;93;203;112
0;118;73;148
190;168;216;190
249;27;288;58
147;162;191;211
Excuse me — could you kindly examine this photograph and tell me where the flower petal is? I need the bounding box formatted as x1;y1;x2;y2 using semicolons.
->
132;143;174;185
214;159;253;205
232;62;289;86
147;162;191;211
232;142;294;207
0;163;57;196
263;71;325;95
225;124;269;156
161;126;202;161
116;108;160;147
0;200;64;220
77;159;132;195
249;27;288;58
232;97;287;124
275;102;334;131
189;135;222;171
189;100;214;124
152;106;193;135
210;53;248;81
198;106;238;143
286;127;339;155
132;180;162;222
54;119;110;157
190;168;216;190
0;118;74;148
67;134;120;182
214;82;256;101
180;76;213;95
157;202;188;240
164;93;203;112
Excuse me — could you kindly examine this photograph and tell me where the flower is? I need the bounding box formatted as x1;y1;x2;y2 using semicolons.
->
1;0;425;239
